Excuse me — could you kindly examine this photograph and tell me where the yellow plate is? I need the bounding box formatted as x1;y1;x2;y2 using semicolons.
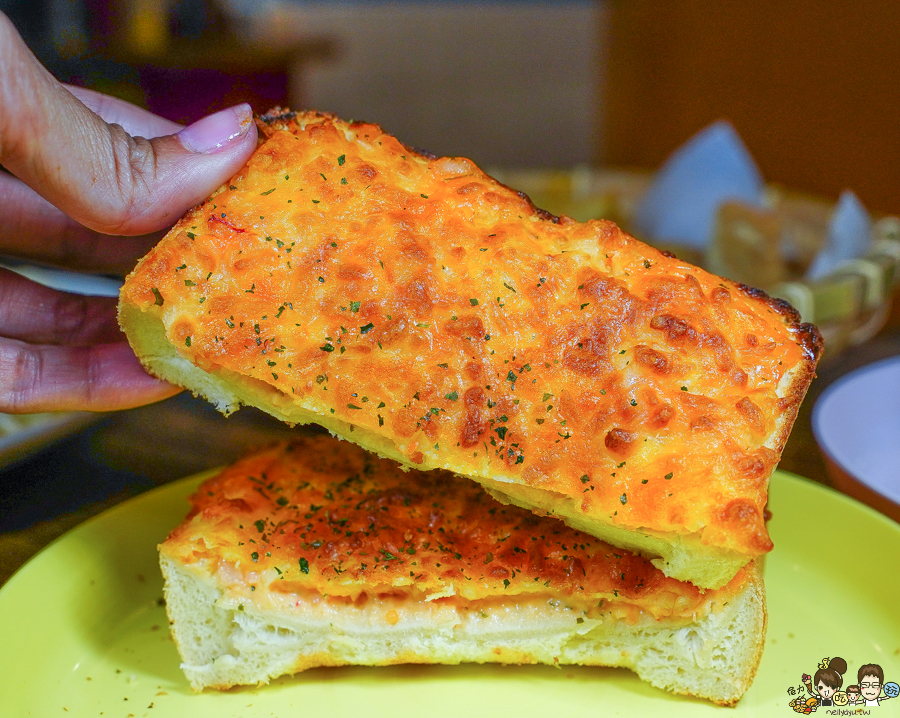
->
1;470;898;715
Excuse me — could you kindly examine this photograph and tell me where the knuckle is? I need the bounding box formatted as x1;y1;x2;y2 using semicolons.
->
0;342;42;412
50;293;91;344
0;343;96;412
103;125;159;233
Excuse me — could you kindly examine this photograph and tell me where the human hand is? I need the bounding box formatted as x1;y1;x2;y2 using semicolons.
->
0;12;258;412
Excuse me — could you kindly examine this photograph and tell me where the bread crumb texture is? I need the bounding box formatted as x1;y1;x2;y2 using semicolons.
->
160;436;765;704
165;437;753;613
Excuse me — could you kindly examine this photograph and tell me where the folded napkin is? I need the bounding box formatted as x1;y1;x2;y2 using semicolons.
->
633;121;764;251
634;121;873;278
805;190;872;280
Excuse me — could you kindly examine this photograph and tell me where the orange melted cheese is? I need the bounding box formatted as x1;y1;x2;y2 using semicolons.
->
124;110;821;561
163;436;750;621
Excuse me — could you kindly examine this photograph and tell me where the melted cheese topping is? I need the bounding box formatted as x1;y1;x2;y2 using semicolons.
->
162;436;750;622
124;110;821;560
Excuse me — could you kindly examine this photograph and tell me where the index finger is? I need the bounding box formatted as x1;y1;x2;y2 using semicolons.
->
0;339;180;413
0;171;160;273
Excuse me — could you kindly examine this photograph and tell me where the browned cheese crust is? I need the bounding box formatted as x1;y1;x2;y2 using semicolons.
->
162;436;754;620
122;110;821;569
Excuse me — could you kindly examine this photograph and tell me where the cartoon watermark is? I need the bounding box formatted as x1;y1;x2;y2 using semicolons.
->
787;658;898;713
853;664;900;708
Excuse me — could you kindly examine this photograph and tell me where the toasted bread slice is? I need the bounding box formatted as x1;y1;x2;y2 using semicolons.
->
122;110;821;589
160;436;766;705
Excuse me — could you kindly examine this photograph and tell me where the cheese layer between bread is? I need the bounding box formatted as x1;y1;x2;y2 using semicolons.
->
124;110;821;589
160;435;765;704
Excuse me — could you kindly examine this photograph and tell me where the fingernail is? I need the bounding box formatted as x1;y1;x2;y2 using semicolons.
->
177;104;253;153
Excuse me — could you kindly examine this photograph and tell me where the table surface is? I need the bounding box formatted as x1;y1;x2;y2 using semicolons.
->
2;304;899;588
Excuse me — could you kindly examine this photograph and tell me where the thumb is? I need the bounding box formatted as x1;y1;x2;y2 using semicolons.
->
0;13;258;237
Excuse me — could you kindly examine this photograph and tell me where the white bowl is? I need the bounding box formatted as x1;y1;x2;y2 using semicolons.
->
812;355;900;523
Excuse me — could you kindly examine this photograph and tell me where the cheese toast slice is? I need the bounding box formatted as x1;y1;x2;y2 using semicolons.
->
122;109;821;589
160;435;766;705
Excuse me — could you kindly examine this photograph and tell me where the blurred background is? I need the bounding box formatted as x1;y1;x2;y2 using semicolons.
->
0;0;599;167
3;0;899;211
2;0;899;580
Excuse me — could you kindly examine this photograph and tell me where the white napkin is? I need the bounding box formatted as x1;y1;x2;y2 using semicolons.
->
805;190;872;280
633;121;764;251
0;263;122;297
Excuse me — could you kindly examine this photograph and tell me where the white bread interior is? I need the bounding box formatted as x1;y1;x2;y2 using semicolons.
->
160;552;765;706
123;302;748;590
